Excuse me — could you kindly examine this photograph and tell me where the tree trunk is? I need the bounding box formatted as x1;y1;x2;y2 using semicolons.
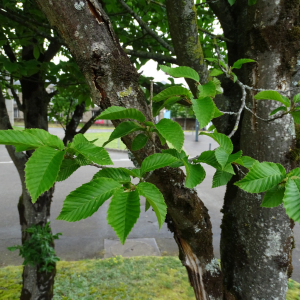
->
18;189;55;300
0;83;56;299
34;1;223;299
209;1;300;298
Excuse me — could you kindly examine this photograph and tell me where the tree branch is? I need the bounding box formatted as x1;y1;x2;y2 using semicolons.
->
198;26;233;43
43;40;62;62
116;0;174;53
208;0;236;44
1;5;53;29
1;32;17;62
0;7;66;46
124;49;177;64
78;108;102;135
8;76;24;112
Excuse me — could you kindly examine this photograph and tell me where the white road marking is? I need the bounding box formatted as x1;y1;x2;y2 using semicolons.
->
0;161;13;164
113;159;130;161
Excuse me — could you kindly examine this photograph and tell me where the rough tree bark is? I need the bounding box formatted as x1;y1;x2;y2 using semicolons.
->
209;1;300;299
35;1;223;299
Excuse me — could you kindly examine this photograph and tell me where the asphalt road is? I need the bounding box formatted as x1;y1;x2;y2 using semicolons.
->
1;128;300;281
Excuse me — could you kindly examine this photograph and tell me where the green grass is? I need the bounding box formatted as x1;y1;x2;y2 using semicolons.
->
0;256;300;299
84;132;126;150
12;126;24;131
0;257;195;300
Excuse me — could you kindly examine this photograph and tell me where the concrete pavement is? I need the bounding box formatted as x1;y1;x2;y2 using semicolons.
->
1;129;300;281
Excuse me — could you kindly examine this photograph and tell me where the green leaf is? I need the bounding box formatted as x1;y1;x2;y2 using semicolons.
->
159;65;199;82
200;132;233;154
33;45;40;60
132;133;148;151
196;150;221;169
293;93;300;103
161;149;187;167
215;147;230;168
248;0;257;5
254;91;290;107
107;189;141;244
192;97;215;129
183;159;206;188
208;124;216;131
228;0;236;5
232;59;256;70
56;159;80;182
227;150;243;164
270;106;287;116
261;185;285;208
57;178;121;222
209;69;223;77
93;168;131;183
104;121;143;146
283;179;300;223
232;73;237;83
0;129;43;151
212;170;233;188
97;106;145;123
71;134;113;165
155;119;184;151
213;103;224;119
145;200;150;212
151;128;167;145
144;121;155;127
292;111;300;125
287;168;300;179
235;162;286;193
120;168;141;178
24;129;64;150
152;86;191;102
198;81;216;98
140;153;178;176
25;147;65;203
212;77;223;94
0;129;64;152
234;156;258;168
137;182;167;228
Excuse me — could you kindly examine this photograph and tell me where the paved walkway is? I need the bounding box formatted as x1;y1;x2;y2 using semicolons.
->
1;129;300;282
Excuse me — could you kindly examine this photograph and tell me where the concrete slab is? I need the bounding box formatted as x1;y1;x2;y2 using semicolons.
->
104;238;161;258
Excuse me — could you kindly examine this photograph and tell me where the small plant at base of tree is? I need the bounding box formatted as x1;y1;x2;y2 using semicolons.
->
8;222;61;272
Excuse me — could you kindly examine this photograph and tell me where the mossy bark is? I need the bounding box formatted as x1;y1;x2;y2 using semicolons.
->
34;1;222;299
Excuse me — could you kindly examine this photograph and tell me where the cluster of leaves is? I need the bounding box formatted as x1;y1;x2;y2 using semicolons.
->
8;222;61;272
2;60;300;247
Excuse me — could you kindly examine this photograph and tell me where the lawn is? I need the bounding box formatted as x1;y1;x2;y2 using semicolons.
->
0;256;299;300
84;132;126;150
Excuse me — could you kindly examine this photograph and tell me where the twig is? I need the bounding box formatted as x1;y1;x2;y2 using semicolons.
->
244;85;298;94
116;0;174;53
198;26;233;43
244;105;288;122
124;49;177;64
150;0;165;8
214;40;245;138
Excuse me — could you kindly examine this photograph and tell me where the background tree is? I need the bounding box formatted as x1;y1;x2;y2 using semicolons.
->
0;1;101;298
